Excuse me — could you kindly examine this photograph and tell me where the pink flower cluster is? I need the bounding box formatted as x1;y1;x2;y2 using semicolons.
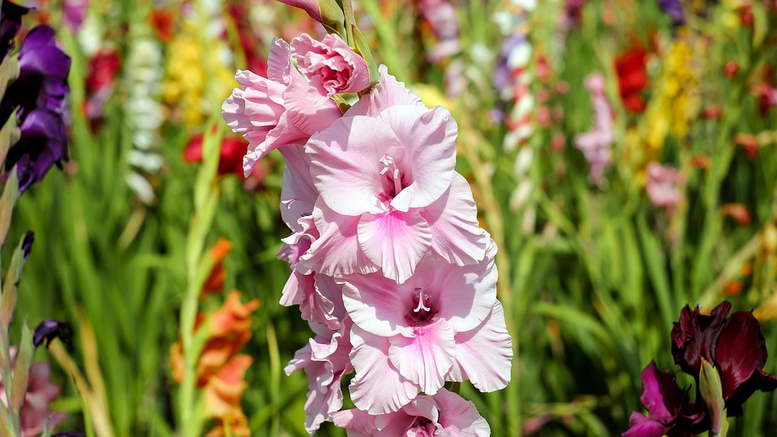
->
224;30;511;436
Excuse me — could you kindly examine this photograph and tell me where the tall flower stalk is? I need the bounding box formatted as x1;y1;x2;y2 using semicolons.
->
222;0;513;434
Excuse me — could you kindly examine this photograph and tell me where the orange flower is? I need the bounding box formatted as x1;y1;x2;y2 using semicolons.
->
204;355;252;437
721;203;751;226
202;238;233;295
171;292;259;385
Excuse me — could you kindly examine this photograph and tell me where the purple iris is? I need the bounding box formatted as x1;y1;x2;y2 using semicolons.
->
7;108;68;191
33;319;72;348
657;0;685;26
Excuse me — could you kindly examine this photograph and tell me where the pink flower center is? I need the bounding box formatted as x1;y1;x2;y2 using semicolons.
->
407;417;436;436
406;288;437;326
378;154;409;203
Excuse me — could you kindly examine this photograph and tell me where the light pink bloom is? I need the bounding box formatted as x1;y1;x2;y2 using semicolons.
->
291;34;370;97
222;38;341;176
575;73;613;185
332;388;490;437
303;66;487;282
646;162;682;209
342;242;511;414
285;322;353;434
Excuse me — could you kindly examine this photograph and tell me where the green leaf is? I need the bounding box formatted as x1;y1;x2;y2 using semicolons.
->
10;323;33;411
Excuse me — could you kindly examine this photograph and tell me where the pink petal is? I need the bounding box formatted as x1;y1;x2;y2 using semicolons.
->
300;200;379;277
283;68;342;136
357;210;433;284
306;115;401;216
279;146;318;232
449;302;513;392
331;408;376;437
422;172;487;265
427;240;497;333
379;105;457;212
341;272;410;337
275;0;323;23
349;326;420;414
434;389;491;437
347;65;423;117
388;321;456;395
267;37;292;84
243;112;307;176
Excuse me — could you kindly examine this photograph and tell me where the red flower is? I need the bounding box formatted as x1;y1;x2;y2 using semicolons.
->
183;134;249;177
614;46;648;113
86;50;120;94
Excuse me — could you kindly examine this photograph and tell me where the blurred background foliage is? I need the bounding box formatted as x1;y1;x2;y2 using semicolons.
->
6;0;777;435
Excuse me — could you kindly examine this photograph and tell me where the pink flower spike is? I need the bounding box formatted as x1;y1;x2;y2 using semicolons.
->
291;33;370;97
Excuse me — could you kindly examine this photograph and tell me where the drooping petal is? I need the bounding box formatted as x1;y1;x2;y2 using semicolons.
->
331;408;377;437
300;200;379;277
349;326;420;414
434;389;491;437
671;302;730;376
357;210;432;284
448;302;512;392
622;412;669;437
388;321;456;395
422;172;487;265
379;105;457;212
306;115;401;216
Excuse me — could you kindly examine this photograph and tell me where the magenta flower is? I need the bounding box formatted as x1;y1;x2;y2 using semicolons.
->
302;66;487;282
222;38;341;176
341;242;511;413
623;362;706;437
291;33;370;97
332;388;490;436
285;322;353;433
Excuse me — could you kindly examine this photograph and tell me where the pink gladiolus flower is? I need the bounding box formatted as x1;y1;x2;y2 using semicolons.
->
646;162;682;209
302;66;488;282
332;388;490;436
575;73;613;185
341;242;512;414
285;322;353;433
222;38;341;176
291;34;370;97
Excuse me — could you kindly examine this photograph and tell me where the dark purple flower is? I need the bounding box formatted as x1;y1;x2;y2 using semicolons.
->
0;0;30;60
671;302;777;416
6;108;67;192
0;25;71;124
623;362;706;437
657;0;685;26
33;319;72;348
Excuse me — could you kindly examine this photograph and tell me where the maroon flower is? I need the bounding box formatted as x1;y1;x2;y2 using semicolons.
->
623;362;706;437
671;302;730;376
671;302;777;415
183;134;249;177
714;312;777;415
